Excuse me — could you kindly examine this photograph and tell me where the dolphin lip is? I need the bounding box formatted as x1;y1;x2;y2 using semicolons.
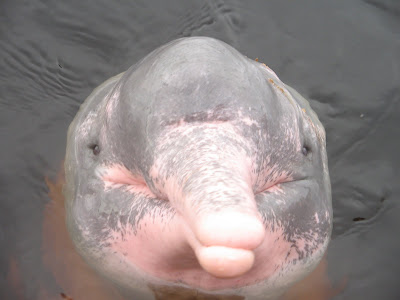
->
182;212;265;279
191;211;266;249
196;246;256;278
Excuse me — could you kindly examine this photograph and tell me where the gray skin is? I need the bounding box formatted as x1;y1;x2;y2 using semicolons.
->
64;37;332;299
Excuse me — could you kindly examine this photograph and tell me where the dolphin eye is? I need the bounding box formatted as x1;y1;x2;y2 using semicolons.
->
302;145;310;156
89;144;100;155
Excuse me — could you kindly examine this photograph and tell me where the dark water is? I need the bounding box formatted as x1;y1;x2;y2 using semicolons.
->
1;1;399;299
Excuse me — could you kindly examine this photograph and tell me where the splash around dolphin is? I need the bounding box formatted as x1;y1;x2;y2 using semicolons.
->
64;37;332;299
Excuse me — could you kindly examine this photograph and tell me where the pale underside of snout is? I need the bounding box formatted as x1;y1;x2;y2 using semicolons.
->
97;161;328;293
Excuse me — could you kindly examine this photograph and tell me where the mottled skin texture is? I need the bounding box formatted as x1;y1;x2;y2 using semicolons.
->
64;37;332;299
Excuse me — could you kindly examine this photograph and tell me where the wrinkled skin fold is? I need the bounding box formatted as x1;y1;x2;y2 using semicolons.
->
64;37;332;300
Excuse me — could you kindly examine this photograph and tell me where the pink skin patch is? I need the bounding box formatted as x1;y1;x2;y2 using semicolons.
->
105;206;319;290
99;164;153;197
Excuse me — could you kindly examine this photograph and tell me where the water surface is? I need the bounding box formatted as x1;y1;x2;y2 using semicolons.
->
1;1;399;299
